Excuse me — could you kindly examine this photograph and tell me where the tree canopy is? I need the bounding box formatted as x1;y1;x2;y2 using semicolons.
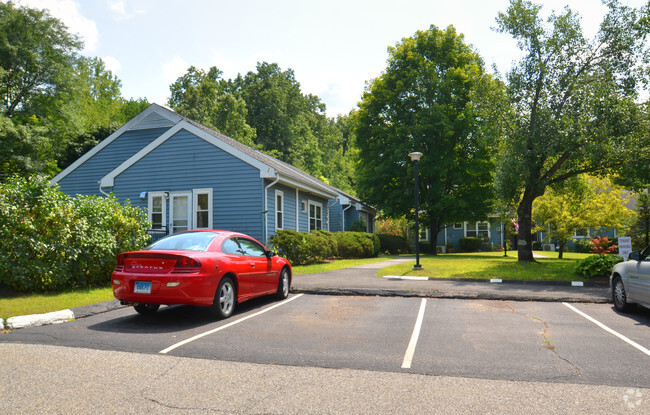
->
354;25;502;249
494;0;650;261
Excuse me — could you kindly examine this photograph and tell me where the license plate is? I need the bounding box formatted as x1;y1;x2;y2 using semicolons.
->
134;281;152;294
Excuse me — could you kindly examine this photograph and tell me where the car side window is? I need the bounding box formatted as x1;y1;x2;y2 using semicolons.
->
237;238;267;257
221;238;245;255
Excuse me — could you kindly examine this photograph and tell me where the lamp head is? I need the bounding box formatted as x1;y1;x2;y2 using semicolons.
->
408;152;423;162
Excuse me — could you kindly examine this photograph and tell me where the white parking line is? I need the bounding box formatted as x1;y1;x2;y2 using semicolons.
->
159;294;304;354
563;302;650;357
401;298;427;369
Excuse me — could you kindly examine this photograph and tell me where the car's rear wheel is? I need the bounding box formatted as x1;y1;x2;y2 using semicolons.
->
276;267;290;300
210;276;235;319
134;303;160;314
612;276;631;312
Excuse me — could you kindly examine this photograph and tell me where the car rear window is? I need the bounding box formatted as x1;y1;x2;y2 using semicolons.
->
147;232;219;251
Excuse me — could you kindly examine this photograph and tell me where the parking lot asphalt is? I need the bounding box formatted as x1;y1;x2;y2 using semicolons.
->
2;257;612;330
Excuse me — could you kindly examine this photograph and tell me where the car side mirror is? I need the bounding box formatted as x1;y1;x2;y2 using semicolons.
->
266;250;276;258
629;251;641;261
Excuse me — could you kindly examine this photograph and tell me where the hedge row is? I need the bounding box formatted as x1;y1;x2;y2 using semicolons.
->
270;230;380;265
377;233;410;255
0;176;151;292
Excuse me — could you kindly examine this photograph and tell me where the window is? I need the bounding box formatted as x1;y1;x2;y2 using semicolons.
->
453;223;463;230
221;238;242;255
193;188;213;230
237;238;268;257
359;211;369;232
309;201;322;231
301;200;307;213
419;227;430;241
466;221;490;238
275;190;284;230
575;228;590;238
148;192;166;229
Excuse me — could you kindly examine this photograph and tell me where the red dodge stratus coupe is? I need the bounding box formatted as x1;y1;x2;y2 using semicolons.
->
112;230;292;319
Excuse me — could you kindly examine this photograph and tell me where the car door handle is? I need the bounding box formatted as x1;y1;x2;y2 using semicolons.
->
249;263;256;268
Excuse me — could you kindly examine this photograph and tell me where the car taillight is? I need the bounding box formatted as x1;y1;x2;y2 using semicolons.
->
176;257;201;268
114;254;126;271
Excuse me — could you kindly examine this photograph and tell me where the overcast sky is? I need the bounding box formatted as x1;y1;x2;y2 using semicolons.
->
11;0;647;117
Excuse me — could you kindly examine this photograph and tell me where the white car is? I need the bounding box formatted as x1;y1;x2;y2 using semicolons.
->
610;248;650;312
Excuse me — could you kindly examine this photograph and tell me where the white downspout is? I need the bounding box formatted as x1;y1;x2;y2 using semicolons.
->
264;173;280;246
342;204;352;231
327;199;338;232
296;188;299;231
98;182;110;197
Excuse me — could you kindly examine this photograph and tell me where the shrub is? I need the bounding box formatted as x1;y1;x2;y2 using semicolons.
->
590;236;617;254
272;230;379;265
378;233;409;255
348;219;367;232
0;176;150;292
459;237;482;252
574;239;593;253
575;254;624;278
270;230;315;265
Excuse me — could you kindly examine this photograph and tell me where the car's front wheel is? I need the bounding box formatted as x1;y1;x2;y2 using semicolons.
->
276;267;290;300
134;303;160;314
612;276;632;313
210;276;236;319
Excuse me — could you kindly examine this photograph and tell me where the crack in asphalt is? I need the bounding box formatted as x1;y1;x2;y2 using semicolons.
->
505;303;582;380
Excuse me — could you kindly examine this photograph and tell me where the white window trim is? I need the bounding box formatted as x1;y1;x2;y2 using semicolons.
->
464;221;490;238
419;226;430;242
147;192;167;229
308;200;323;232
275;189;284;231
193;188;213;230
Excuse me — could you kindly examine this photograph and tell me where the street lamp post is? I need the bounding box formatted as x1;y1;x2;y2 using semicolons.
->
409;152;423;270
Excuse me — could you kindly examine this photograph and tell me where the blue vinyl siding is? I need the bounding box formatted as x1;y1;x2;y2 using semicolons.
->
57;127;170;196
111;129;265;241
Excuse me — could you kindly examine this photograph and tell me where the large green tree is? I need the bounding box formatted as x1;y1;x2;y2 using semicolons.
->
168;66;256;147
355;25;502;250
0;1;82;119
495;0;650;262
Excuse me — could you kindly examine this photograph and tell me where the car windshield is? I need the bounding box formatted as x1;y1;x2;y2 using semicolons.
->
146;232;218;252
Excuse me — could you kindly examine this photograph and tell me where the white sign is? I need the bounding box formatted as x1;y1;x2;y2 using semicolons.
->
618;236;632;261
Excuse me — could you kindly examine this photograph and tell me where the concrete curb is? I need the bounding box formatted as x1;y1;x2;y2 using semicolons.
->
4;300;126;330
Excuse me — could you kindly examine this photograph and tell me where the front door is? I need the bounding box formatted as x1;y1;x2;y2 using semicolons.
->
170;192;192;234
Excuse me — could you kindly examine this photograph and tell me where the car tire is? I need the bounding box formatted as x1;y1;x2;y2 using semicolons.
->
276;267;290;300
134;303;160;314
612;276;632;313
210;276;236;319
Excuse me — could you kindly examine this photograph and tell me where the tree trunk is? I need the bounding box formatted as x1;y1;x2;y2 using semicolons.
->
517;189;537;262
557;241;565;259
429;212;443;255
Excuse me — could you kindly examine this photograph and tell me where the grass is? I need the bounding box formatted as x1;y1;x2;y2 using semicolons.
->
292;256;395;275
0;287;114;322
380;251;594;281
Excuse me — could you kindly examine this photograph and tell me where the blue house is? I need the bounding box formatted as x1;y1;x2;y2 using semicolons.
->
51;104;376;246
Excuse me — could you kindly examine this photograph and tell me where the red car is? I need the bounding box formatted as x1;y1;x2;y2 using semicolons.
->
112;230;292;319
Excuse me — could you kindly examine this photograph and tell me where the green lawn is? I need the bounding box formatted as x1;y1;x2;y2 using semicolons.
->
380;251;593;281
292;257;395;275
1;287;114;322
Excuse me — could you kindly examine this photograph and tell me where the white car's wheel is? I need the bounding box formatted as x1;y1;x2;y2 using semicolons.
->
612;276;632;313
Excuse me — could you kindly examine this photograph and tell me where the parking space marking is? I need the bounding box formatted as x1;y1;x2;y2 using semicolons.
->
563;302;650;357
159;294;304;354
401;298;427;369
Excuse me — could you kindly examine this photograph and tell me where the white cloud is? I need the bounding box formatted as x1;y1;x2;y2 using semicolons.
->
162;56;191;84
108;0;144;21
102;56;121;73
16;0;99;52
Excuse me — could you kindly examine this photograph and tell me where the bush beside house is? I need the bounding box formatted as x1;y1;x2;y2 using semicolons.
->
0;176;150;292
271;229;380;265
378;233;410;255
